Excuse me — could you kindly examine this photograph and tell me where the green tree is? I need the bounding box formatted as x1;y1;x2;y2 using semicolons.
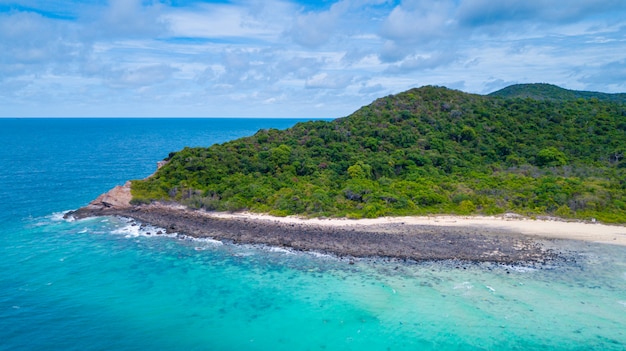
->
130;84;626;222
536;147;567;167
269;144;292;166
347;162;372;179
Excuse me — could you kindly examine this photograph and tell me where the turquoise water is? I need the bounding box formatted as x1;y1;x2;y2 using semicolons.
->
1;118;625;350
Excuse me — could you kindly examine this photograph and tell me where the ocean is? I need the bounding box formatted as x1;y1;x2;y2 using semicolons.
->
1;118;625;350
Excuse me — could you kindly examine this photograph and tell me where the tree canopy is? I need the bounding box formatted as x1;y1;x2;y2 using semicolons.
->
131;84;626;223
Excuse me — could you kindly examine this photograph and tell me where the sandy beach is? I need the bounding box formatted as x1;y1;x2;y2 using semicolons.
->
65;197;624;264
208;210;626;246
64;179;626;263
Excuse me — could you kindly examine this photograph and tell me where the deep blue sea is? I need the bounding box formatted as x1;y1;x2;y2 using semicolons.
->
1;118;625;351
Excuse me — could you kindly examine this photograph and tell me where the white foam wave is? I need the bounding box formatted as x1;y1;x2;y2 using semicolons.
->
110;220;228;248
31;211;75;227
500;264;537;273
266;246;295;255
167;234;223;247
193;237;224;246
49;211;68;222
41;210;76;223
307;251;338;260
236;243;297;256
618;301;626;308
111;222;176;239
233;243;337;259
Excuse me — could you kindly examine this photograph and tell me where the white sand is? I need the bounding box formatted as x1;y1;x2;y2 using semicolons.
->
206;210;626;246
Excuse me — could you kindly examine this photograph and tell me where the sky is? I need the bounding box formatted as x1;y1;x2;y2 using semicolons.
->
1;0;625;118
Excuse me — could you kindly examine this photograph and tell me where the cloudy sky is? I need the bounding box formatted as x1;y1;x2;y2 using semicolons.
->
1;0;625;117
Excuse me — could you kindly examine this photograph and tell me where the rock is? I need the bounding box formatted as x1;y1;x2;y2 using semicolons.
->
86;181;132;210
64;181;132;219
64;161;166;220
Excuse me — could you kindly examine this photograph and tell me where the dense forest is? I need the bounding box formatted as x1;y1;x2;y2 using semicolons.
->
490;83;626;103
131;84;626;223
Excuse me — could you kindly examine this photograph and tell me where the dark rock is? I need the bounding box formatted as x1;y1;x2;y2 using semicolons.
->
79;204;559;264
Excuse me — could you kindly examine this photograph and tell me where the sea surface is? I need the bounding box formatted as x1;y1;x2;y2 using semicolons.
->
1;118;625;351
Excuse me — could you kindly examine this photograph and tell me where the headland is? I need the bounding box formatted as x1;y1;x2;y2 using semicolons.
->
65;183;626;264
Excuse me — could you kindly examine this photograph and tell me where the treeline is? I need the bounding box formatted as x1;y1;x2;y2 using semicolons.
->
131;85;626;222
490;83;626;103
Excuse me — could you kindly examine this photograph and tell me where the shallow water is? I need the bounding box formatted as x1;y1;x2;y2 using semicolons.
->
1;118;625;350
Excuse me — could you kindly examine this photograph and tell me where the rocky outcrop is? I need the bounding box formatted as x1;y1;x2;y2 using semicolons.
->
95;204;556;264
63;159;559;263
66;161;168;220
65;181;132;219
91;181;132;209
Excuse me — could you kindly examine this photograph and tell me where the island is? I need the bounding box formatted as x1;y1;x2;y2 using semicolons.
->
66;83;626;264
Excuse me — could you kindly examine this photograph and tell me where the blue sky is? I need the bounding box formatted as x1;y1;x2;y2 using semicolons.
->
1;0;625;117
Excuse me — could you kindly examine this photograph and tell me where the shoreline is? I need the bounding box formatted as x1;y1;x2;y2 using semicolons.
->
66;203;570;264
64;181;626;263
207;209;626;246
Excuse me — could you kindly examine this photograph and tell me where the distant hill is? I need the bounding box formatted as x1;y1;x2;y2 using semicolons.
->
131;84;626;223
489;83;626;103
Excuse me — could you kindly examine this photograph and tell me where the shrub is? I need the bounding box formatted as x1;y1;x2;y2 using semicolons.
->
536;147;567;167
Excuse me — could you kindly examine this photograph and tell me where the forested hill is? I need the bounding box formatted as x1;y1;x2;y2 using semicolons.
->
131;85;626;223
490;83;626;103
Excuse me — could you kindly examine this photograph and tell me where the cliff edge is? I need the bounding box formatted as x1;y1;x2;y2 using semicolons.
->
66;161;169;219
65;181;132;219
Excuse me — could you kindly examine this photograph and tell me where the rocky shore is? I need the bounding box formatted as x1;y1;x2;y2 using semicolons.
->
66;192;556;264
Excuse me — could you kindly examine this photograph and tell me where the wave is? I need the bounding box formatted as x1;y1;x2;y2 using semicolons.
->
499;264;538;273
111;218;177;239
111;218;229;252
27;210;75;226
49;211;71;222
306;251;339;260
228;242;343;262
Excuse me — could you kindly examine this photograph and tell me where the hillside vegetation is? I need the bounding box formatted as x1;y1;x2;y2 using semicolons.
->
490;83;626;103
131;84;626;223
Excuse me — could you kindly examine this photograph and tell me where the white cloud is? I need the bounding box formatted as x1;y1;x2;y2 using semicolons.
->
288;0;389;47
579;59;626;88
305;72;354;89
164;3;277;40
84;0;168;38
0;11;81;67
358;83;385;94
381;0;456;43
385;50;460;73
1;0;626;117
105;64;178;89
